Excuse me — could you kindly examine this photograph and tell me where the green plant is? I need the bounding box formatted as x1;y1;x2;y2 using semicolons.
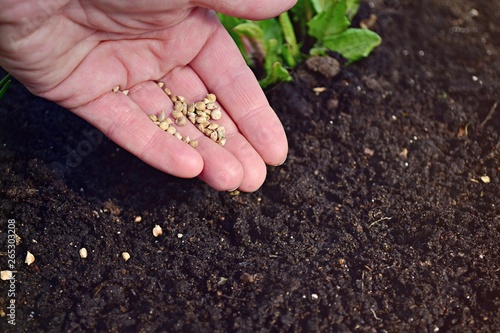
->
0;74;11;99
218;0;381;87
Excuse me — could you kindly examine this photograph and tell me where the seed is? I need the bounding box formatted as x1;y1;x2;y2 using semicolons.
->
196;116;209;124
166;126;177;134
206;93;216;103
25;251;35;265
149;114;158;122
211;107;222;120
175;116;187;126
170;95;177;102
159;121;170;131
1;270;13;280
203;128;213;136
218;138;227;146
210;131;218;142
112;85;120;93
189;140;199;148
177;95;185;103
172;110;183;119
152;225;163;237
217;126;226;137
183;136;191;143
134;216;142;223
164;87;172;95
174;132;183;140
187;103;195;112
208;123;219;130
122;252;131;262
158;109;166;122
188;116;196;124
79;248;88;259
158;82;165;88
206;102;217;110
195;101;206;111
122;89;130;96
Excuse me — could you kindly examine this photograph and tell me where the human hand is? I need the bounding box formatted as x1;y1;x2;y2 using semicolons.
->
0;0;295;191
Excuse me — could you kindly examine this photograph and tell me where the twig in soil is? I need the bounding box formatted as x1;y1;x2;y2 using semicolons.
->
371;308;382;321
368;216;393;229
479;101;498;129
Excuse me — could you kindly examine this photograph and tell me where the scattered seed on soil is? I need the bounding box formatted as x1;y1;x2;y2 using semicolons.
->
25;251;35;265
153;225;163;237
122;252;131;261
1;270;13;280
134;216;142;223
79;248;88;259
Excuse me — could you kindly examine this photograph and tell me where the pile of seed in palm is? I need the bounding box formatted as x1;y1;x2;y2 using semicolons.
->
113;82;227;148
149;82;226;148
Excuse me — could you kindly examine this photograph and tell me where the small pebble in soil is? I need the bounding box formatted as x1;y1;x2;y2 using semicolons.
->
25;251;35;265
79;248;88;259
121;252;131;262
152;225;163;237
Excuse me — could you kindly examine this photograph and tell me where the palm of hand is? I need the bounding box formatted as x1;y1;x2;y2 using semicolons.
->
1;1;289;191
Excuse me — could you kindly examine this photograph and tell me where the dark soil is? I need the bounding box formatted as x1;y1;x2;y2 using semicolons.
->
1;0;499;332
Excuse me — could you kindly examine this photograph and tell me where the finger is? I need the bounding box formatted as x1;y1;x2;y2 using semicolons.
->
190;17;288;166
161;66;267;192
192;0;298;20
71;90;204;178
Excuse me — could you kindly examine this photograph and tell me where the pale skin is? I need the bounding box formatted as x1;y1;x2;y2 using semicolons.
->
0;0;295;191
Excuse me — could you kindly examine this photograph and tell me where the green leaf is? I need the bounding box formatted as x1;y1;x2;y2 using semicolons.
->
345;0;360;20
233;22;267;64
0;74;11;99
322;28;381;63
308;0;350;42
259;62;293;88
259;39;292;88
278;12;300;67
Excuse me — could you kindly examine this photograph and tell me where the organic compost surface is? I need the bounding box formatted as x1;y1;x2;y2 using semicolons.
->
1;0;499;332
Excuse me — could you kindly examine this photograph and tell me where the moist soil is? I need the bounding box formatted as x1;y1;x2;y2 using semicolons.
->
1;0;499;332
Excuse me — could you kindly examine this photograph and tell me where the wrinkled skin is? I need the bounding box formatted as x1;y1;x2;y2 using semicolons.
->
0;0;295;191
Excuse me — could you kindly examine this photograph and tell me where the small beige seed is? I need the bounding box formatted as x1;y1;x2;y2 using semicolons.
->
164;87;172;95
158;82;165;88
195;101;206;111
202;98;210;104
79;248;88;259
188;116;196;124
189;140;199;148
172;110;184;119
183;135;191;143
198;123;206;132
210;131;218;142
218;138;227;146
112;85;120;93
149;114;158;122
211;108;222;120
174;132;183;140
158;109;166;122
176;116;187;126
208;123;219;130
1;270;13;280
152;225;163;237
134;216;142;223
170;95;178;102
206;102;217;110
159;121;170;131
165;118;173;125
167;126;177;134
25;251;35;265
122;252;131;262
196;116;209;124
174;101;184;111
122;89;130;96
177;95;185;103
203;128;213;136
187;103;195;113
206;93;216;103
